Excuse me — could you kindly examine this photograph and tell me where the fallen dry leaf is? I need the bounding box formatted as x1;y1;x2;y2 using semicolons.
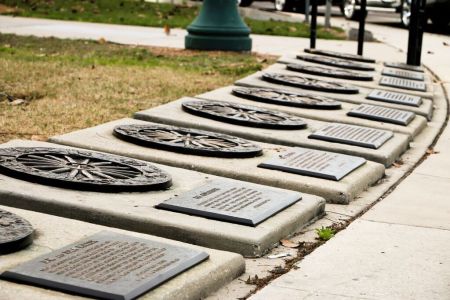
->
164;25;171;36
280;239;300;248
256;57;267;63
267;252;291;259
9;99;27;106
0;4;19;14
31;135;47;141
426;148;439;154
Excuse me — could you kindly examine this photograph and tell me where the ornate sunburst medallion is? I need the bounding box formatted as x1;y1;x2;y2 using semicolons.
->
296;54;375;71
232;86;342;109
0;147;172;192
181;100;308;129
0;209;33;254
114;124;263;158
262;73;359;94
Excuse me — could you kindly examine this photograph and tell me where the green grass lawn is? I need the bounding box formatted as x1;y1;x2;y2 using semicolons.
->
0;0;346;39
0;33;274;143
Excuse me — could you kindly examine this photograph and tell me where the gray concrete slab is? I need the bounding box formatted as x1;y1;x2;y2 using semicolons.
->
362;173;450;230
278;54;432;82
250;219;450;300
414;150;450;179
235;72;432;135
277;56;434;98
270;61;435;102
234;71;427;137
280;53;386;72
235;72;434;120
0;206;245;300
133;97;409;167
0;140;326;257
204;85;433;120
413;107;450;178
49;119;386;204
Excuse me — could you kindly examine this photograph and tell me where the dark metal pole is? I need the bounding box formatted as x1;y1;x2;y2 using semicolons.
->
357;0;367;55
407;0;425;65
310;0;317;49
415;0;426;65
305;0;310;23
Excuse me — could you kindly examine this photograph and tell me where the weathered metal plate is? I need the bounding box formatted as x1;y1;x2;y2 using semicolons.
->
114;124;262;158
304;48;376;63
262;73;359;94
382;68;425;81
287;64;373;81
384;62;424;73
0;209;33;254
296;55;375;71
258;147;366;181
182;100;308;129
0;147;172;192
366;89;422;107
347;104;416;126
308;123;394;149
379;76;427;92
156;179;301;226
231;86;342;110
0;231;209;300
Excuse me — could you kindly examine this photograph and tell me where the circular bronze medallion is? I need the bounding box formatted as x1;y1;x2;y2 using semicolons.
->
304;48;376;63
232;86;342;110
287;64;373;81
0;209;34;254
182;100;307;130
296;55;375;71
262;73;359;94
0;147;172;192
114;124;262;158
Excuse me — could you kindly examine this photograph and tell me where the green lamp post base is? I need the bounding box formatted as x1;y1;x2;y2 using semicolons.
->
185;34;252;51
185;0;252;52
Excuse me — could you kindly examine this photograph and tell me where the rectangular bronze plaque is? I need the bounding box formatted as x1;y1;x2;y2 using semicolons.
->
366;89;422;107
379;76;427;92
384;62;424;72
382;68;425;81
0;231;209;300
258;147;366;181
156;179;301;226
308;123;394;149
347;104;415;126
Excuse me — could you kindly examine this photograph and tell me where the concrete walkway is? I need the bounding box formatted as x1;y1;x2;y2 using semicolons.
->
0;16;399;57
250;123;450;299
1;15;449;80
1;15;449;300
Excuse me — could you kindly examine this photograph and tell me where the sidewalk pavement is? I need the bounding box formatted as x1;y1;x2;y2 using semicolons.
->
250;120;450;300
0;16;401;59
1;15;449;81
1;15;449;300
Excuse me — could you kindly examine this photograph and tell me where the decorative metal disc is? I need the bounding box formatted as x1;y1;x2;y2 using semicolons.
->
262;73;359;94
0;209;34;254
296;55;375;71
287;64;373;81
114;124;262;158
0;147;172;192
182;100;308;130
232;86;342;110
304;48;376;63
